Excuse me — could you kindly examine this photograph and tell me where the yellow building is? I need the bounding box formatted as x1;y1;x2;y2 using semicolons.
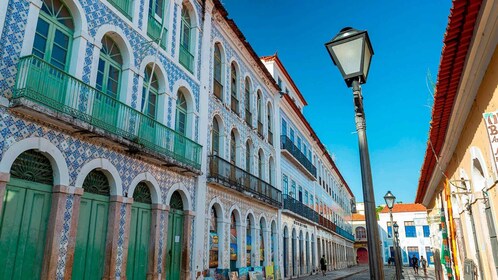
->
416;0;498;279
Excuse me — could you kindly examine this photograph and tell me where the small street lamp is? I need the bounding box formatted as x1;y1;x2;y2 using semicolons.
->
384;191;401;280
325;27;383;280
393;223;404;279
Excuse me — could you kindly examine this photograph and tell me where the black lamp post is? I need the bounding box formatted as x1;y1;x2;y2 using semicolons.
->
384;191;401;280
325;27;383;279
393;223;404;278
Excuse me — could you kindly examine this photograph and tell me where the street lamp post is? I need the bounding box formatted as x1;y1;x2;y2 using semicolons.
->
393;223;404;279
325;27;384;279
384;191;402;280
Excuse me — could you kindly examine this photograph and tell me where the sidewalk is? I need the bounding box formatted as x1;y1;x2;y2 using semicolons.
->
401;266;436;280
292;265;368;280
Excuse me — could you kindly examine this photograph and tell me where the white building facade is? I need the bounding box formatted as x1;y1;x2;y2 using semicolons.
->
378;204;433;266
0;0;355;279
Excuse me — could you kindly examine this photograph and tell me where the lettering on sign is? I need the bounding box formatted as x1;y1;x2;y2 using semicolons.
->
483;111;498;174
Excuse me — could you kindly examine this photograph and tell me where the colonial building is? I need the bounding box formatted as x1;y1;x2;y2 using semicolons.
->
262;54;355;278
352;212;368;265
0;0;355;279
378;204;432;266
416;0;498;279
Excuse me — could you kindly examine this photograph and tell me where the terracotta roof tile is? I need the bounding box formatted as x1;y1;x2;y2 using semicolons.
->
416;0;483;203
352;213;365;221
380;203;427;214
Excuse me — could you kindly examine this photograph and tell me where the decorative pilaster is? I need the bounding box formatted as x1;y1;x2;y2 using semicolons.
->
103;195;132;280
147;204;169;280
181;210;195;280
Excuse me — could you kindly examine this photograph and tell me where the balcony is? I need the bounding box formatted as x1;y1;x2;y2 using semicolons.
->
208;155;282;208
147;15;168;49
257;121;264;138
280;135;317;179
283;194;318;223
245;109;252;127
336;227;354;241
179;45;194;73
12;55;202;172
319;215;337;232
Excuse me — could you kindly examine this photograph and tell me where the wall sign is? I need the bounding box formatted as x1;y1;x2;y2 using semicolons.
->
483;111;498;174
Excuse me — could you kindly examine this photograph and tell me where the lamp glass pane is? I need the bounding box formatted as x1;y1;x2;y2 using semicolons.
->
330;37;363;76
363;42;372;80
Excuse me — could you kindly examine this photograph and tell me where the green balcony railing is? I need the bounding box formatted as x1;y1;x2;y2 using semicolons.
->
147;15;168;49
179;44;194;73
108;0;133;19
14;55;202;169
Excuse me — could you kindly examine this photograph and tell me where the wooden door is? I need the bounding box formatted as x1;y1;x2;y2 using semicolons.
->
126;202;151;280
0;178;52;280
165;209;184;280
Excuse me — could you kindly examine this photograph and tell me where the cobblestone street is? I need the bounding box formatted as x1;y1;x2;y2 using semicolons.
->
293;265;436;280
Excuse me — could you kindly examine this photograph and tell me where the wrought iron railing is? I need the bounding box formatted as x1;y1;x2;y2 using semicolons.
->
14;55;202;169
319;215;337;232
283;194;318;222
213;80;223;100
280;135;317;177
147;15;168;49
245;109;252;127
208;155;282;207
336;227;354;241
179;44;194;73
108;0;133;19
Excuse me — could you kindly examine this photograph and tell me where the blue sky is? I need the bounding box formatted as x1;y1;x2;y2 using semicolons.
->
222;1;452;205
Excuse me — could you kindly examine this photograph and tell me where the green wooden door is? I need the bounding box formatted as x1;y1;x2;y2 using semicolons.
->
0;178;52;280
72;192;109;280
165;209;184;280
126;202;151;280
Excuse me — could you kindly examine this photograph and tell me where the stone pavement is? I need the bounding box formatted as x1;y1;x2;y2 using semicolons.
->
291;265;369;279
400;266;436;280
293;265;435;280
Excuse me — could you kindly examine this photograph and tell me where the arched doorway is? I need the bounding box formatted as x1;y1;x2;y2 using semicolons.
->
246;214;253;268
126;182;152;279
0;150;54;278
229;210;240;271
209;205;222;272
283;226;289;277
259;218;266;266
165;191;184;280
292;228;297;276
357;248;368;264
299;231;304;275
73;169;111;280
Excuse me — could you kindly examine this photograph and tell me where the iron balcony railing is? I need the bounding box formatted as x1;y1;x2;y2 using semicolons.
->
208;155;282;207
179;44;194;73
280;135;317;177
109;0;133;19
336;227;354;241
245;109;252;127
213;80;223;100
319;215;336;232
283;194;318;223
14;55;202;169
147;15;168;49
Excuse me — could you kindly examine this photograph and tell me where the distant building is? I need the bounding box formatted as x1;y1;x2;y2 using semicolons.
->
352;213;368;264
378;204;432;266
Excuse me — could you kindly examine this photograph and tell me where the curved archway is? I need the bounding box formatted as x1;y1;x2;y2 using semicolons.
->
208;202;224;270
229;206;242;271
245;211;255;268
128;172;161;204
0;137;69;186
75;158;123;196
357;247;368;264
259;216;267;266
165;182;192;210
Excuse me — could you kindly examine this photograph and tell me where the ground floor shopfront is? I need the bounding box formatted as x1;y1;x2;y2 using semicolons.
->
0;112;198;280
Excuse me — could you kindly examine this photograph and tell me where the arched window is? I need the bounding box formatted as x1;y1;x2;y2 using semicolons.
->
230;63;239;115
244;77;252;126
267;103;273;145
257;90;263;136
213;43;223;99
245;141;251;172
355;227;366;239
246;216;252;266
212;118;220;155
209;207;219;268
258;149;263;179
33;0;74;70
268;157;274;185
141;65;159;119
230;130;236;165
175;91;188;135
96;35;123;99
147;0;168;49
179;5;194;72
